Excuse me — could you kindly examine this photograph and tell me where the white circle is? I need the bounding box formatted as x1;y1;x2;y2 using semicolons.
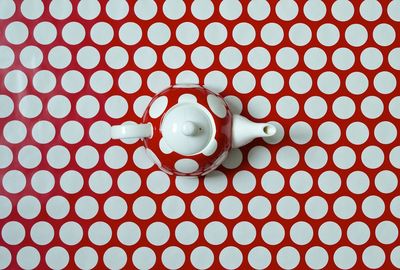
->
361;146;384;169
388;0;400;21
347;221;370;245
30;221;54;245
261;71;284;94
106;0;129;20
248;47;271;70
318;221;342;245
331;0;354;21
17;247;40;269
105;46;128;69
90;22;113;45
175;175;199;194
49;0;72;19
134;47;157;69
247;146;270;169
47;145;70;169
34;21;57;45
175;221;199;245
345;24;368;47
88;222;112;245
162;196;185;219
61;70;85;93
318;72;340;94
105;95;128;119
176;70;199;85
191;246;214;269
146;222;170;246
104;146;128;169
117;222;140;246
62;22;85;45
373;23;396;46
133;146;154;169
275;0;298;20
219;0;242;20
0;196;12;219
276;47;299;70
276;96;299;119
32;120;55;144
277;196;300;219
191;0;214;20
176;22;199;45
132;247;156;269
289;23;312;46
147;71;170;94
33;70;56;93
46;196;70;219
88;171;112;194
119;71;141;93
0;0;15;19
374;121;397;144
391;196;400;218
390;96;400;119
334;247;357;269
333;146;356;169
305;146;328;169
305;196;328;219
162;247;185;269
163;0;186;20
276;146;300;169
333;96;355;119
233;22;255;45
305;246;328;269
248;246;271;269
104;196;127;220
333;196;356;219
332;47;355;70
133;196;156;220
18;145;42;169
21;0;44;19
134;0;157;20
190;195;214;219
148;22;170;45
3;120;27;144
290;171;313;194
247;0;270;20
248;96;270;119
304;47;327;70
289;121;313;145
346;72;369;94
17;195;41;219
19;95;42;118
219;246;243;270
219;47;242;69
346;122;369;145
204;70;227;93
317;23;340;46
304;96;327;119
162;46;186;69
60;121;84;144
2;221;25;245
117;171;141;194
261;222;284;245
362;246;385;269
4;70;28;93
290;222;313;245
48;46;71;69
361;96;384;119
224;96;242;115
360;0;382;21
374;71;397;94
77;46;100;69
75;146;99;169
360;47;383;70
232;170;256;194
318;171;341;194
0;46;14;69
375;221;398;244
5;22;28;45
31;170;54;194
0;146;13;168
289;71;312;94
204;221;227;245
262;170;284;194
233;221;256;245
2;170;25;194
74;247;98;270
59;221;83;245
77;0;100;20
46;247;69;269
204;22;226;46
89;70;113;94
375;170;398;193
277;246;300;269
362;195;385;219
248;196;271;219
233;71;255;94
219;196;243;219
346;171;369;194
60;170;84;194
119;22;142;45
76;95;100;119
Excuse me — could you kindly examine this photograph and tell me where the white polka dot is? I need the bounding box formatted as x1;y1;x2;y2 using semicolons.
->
207;94;227;118
21;0;44;19
224;96;242;115
275;0;298;21
190;247;214;269
290;171;313;194
345;24;368;47
17;195;41;219
362;145;384;169
247;196;271;219
175;176;199;194
289;23;312;46
391;196;400;218
276;96;299;119
104;196;127;220
333;96;355;119
105;46;128;69
334;247;357;270
374;121;397;144
163;0;186;19
19;95;42;118
147;71;170;94
388;0;400;21
119;71;141;94
318;171;341;194
248;96;270;119
74;247;98;270
232;170;256;194
319;221;342;245
77;46;100;69
0;46;14;69
373;23;396;46
134;0;157;20
304;96;327;119
176;70;199;85
162;247;185;269
20;46;43;69
76;95;99;119
204;222;227;245
105;95;128;119
34;21;57;45
262;222;284;245
5;22;28;45
289;71;312;94
305;146;327;169
60;70;84;93
188;47;214;70
204;170;227;194
290;221;313;245
75;145;99;169
31;221;54;245
360;0;382;21
18;145;42;169
361;96;384;119
162;196;185;219
333;146;356;169
0;196;12;219
162;46;186;69
360;47;383;70
60;170;84;194
304;0;326;20
219;47;242;69
47;145;70;169
117;222;140;246
219;246;243;270
317;23;340;46
190;195;214;219
289;121;313;145
248;47;271;70
104;146;128;169
48;46;71;69
306;196;328;219
346;122;368;145
219;196;243;219
304;47;327;70
46;247;70;270
17;247;40;269
4;70;27;94
176;22;199;45
191;0;214;19
119;22;142;45
277;146;300;169
32;70;56;94
334;196;356;219
134;47;157;69
106;0;128;20
261;170;284;194
133;146;154;169
276;47;299;70
203;71;226;94
104;247;127;268
247;0;270;20
331;0;354;21
147;22;170;46
362;195;385;219
49;0;72;19
90;22;113;45
146;222;170;246
146;170;170;194
277;196;300;219
346;71;369;95
233;221;256;245
59;221;83;245
0;0;15;19
31;170;54;194
305;246;328;269
60;121;84;144
219;0;242;20
375;221;398;244
390;96;400;119
346;171;369;194
133;196;156;220
332;47;355;70
31;120;56;145
3;120;26;144
277;247;300;269
363;246;385;269
132;247;156;269
88;222;112;245
0;146;13;169
2;221;25;245
374;71;396;94
46;196;70;219
347;221;370;245
2;170;25;194
261;71;284;94
233;23;255;45
232;71;255;94
62;22;85;45
174;159;199;174
175;221;199;245
77;0;100;20
375;170;398;193
318;72;340;94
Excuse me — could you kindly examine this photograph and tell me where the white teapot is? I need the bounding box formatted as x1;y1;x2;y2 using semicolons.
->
111;84;276;176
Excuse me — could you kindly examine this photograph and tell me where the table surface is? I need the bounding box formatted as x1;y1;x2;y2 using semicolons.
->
1;0;400;269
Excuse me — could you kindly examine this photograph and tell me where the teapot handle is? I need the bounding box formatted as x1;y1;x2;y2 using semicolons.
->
111;123;152;139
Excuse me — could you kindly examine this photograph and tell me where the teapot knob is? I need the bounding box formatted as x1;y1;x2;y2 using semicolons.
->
182;121;199;136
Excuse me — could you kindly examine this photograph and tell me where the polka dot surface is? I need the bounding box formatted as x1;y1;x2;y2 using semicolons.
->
1;1;399;269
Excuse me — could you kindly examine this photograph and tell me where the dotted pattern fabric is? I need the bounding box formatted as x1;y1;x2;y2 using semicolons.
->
1;0;400;269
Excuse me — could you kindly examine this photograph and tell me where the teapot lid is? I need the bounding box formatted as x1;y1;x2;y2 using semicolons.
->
160;103;215;156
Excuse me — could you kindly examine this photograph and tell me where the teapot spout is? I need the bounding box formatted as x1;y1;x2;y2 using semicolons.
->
231;115;277;148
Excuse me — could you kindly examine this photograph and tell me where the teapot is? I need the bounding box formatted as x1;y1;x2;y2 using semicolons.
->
111;84;276;176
